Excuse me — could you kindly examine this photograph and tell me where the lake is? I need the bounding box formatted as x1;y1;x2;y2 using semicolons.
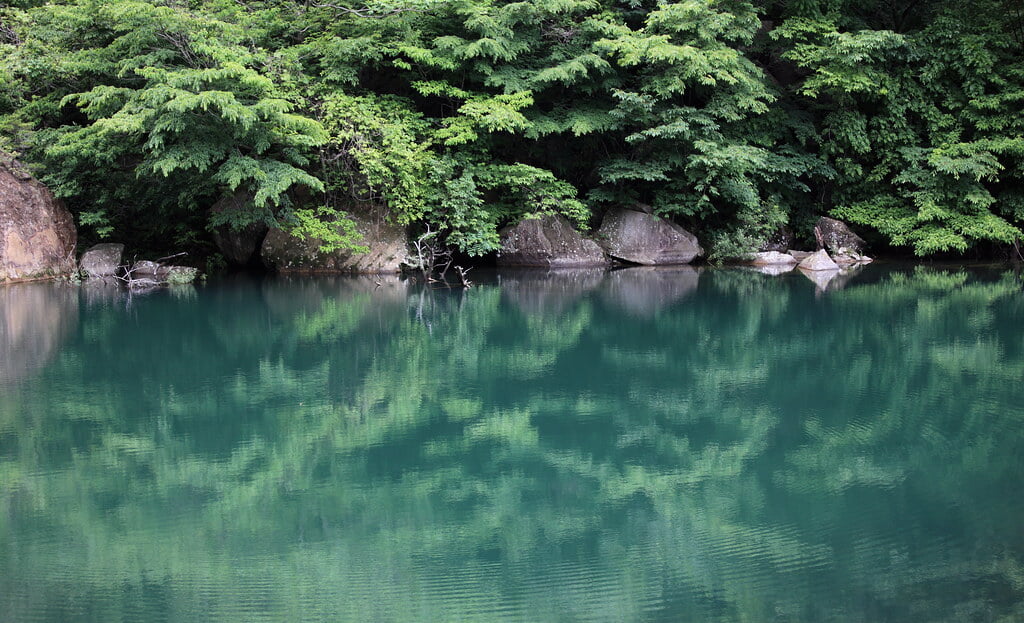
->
2;265;1023;622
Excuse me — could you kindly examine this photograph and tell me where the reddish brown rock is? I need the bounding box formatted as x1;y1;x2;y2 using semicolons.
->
0;155;77;282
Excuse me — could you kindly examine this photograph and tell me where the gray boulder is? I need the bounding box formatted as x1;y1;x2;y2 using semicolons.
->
0;155;77;282
261;211;407;273
788;250;813;261
814;217;866;255
210;191;268;267
798;249;840;271
596;208;703;265
497;214;607;268
832;246;873;267
750;251;798;265
80;243;125;278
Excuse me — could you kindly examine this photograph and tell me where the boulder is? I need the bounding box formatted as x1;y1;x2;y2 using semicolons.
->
261;211;407;274
0;155;77;282
814;217;866;255
832;246;873;267
798;249;840;271
788;250;813;261
750;251;798;265
497;214;607;268
210;191;268;267
130;260;162;277
80;243;125;278
596;208;703;265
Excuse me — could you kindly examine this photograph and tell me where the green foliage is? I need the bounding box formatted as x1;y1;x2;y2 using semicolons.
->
1;0;1022;257
287;205;368;254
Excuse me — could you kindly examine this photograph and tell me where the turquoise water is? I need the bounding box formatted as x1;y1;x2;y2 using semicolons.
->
1;266;1023;622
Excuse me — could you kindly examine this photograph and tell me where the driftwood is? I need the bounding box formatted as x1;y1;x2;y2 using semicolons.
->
114;252;196;290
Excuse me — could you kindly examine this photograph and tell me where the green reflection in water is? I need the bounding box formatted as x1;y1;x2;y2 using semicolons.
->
1;267;1023;622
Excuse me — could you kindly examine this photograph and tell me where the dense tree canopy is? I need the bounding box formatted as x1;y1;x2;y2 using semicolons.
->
1;0;1022;259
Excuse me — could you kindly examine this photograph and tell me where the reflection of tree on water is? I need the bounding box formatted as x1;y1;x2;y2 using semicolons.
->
2;269;1024;621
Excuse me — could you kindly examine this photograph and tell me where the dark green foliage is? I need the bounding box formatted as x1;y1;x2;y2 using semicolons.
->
1;0;1022;258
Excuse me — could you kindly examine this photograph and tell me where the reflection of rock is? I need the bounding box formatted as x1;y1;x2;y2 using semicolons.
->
261;211;407;273
80;243;125;278
799;265;864;293
0;155;77;282
799;267;840;291
601;266;700;316
498;268;606;314
798;249;839;271
0;283;78;386
750;251;798;266
752;263;796;276
596;208;703;265
497;215;607;268
211;191;268;267
814;217;866;255
80;278;123;306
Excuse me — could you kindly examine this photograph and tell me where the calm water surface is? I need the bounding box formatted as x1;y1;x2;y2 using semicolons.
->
1;266;1023;622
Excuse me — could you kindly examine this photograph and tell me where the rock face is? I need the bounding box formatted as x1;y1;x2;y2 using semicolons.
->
80;243;125;277
750;251;798;265
261;211;407;273
497;214;607;268
0;156;77;282
814;217;866;255
596;208;703;265
798;249;840;271
211;191;268;267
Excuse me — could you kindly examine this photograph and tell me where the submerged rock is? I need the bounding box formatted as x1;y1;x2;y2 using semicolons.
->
596;208;703;265
798;249;840;271
80;243;125;278
0;155;77;282
261;211;407;274
497;214;607;268
814;217;866;255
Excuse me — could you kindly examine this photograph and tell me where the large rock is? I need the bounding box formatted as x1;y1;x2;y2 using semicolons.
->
261;211;407;273
814;217;866;255
497;214;607;268
79;243;124;278
798;249;840;271
211;191;268;267
596;208;702;265
0;155;77;282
